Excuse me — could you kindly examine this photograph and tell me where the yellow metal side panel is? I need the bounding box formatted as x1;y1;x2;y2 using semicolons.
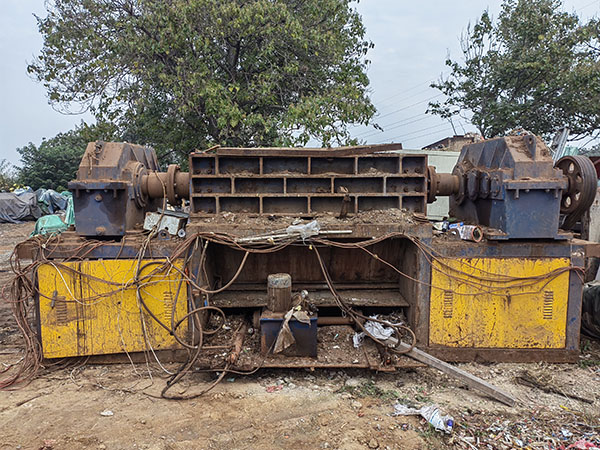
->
430;258;570;348
38;259;187;358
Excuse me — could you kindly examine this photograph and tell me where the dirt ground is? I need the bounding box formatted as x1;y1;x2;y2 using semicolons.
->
1;222;600;450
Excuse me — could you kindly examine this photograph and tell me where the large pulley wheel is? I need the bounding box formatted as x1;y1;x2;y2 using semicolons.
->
555;155;597;230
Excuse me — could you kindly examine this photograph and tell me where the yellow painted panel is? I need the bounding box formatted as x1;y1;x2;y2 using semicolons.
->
430;258;570;348
38;259;187;358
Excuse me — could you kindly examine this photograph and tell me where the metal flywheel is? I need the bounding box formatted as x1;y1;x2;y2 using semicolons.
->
555;155;597;230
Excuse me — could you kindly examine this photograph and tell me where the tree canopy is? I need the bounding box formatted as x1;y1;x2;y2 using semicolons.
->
17;122;116;191
428;0;600;142
0;160;18;192
29;0;376;162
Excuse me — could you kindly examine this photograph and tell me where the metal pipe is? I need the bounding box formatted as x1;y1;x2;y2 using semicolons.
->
316;316;366;326
228;322;248;364
316;316;355;326
141;170;190;200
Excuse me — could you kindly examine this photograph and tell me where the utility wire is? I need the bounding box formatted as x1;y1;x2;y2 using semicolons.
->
391;125;464;147
374;94;443;121
374;86;438;110
577;0;598;12
355;115;433;139
353;94;444;139
353;112;431;138
370;76;441;106
372;121;458;144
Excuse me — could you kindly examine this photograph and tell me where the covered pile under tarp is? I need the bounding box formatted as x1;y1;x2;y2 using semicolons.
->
30;193;75;236
35;189;70;214
31;215;68;236
0;192;42;223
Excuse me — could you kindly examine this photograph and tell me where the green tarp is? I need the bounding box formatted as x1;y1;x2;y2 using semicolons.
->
30;193;75;236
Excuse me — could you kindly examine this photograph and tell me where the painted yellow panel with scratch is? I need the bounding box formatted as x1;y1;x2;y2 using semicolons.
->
37;259;187;358
430;258;570;348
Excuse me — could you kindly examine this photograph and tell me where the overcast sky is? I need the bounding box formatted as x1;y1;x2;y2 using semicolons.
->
1;0;598;166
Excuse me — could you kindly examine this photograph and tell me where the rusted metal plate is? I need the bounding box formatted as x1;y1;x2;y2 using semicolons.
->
207;143;403;157
32;231;180;260
211;289;410;308
189;151;427;216
424;347;579;363
187;221;432;240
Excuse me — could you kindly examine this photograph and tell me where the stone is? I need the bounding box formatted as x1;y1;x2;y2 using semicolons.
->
345;377;362;388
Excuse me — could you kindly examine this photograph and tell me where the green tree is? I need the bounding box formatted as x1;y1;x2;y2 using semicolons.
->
0;160;18;192
17;122;117;191
28;0;376;163
428;0;600;141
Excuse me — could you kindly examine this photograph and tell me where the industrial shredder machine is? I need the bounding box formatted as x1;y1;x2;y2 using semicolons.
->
27;134;599;371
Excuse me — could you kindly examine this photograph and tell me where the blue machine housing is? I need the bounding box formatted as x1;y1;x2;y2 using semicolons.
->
68;141;161;237
450;135;568;239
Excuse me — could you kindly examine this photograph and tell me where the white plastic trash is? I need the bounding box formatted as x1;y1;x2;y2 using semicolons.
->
392;403;454;434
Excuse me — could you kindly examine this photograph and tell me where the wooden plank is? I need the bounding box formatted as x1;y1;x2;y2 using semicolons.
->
401;344;517;407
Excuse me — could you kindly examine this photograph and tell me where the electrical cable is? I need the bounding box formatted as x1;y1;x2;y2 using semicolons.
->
0;223;584;393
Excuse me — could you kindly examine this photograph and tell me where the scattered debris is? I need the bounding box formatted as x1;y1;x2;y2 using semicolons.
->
265;385;283;393
353;313;406;348
367;437;379;448
567;440;600;449
353;317;397;348
392;403;454;434
449;223;484;242
515;370;594;404
273;307;312;354
344;377;362;388
235;219;352;244
39;439;57;450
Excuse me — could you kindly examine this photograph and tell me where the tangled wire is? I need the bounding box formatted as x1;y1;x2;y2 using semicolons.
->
0;228;584;396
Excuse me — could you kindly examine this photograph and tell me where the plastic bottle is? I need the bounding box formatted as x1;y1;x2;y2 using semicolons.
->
419;405;454;434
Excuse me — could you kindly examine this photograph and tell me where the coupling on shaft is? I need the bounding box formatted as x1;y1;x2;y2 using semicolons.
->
141;164;190;205
427;166;460;203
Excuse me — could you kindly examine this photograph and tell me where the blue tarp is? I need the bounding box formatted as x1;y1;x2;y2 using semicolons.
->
35;188;69;214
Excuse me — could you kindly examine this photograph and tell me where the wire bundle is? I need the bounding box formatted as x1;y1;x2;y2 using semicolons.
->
0;228;583;395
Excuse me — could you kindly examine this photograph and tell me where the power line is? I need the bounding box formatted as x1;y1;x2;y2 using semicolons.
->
370;76;441;106
375;86;437;110
373;94;444;121
355;114;432;139
379;125;458;147
577;0;598;12
353;112;431;137
374;121;456;143
372;122;462;145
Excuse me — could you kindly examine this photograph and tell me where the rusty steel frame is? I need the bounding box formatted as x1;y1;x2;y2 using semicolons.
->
35;137;596;368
